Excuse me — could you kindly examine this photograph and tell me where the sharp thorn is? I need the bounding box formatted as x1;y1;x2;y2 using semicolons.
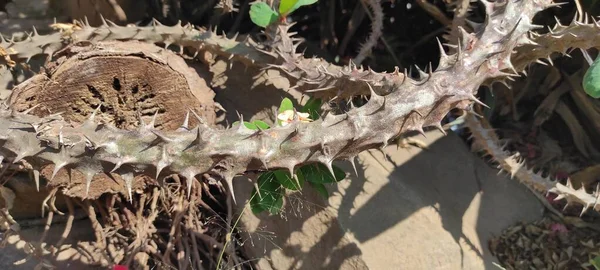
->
33;169;40;192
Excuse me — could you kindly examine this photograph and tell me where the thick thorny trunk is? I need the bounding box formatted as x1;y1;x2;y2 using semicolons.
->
1;0;599;212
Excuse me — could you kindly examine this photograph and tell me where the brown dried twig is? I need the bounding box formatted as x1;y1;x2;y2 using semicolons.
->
52;197;75;255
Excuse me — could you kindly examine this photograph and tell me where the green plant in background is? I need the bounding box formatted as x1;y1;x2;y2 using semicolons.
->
583;54;600;99
249;0;318;27
591;255;600;270
244;97;347;215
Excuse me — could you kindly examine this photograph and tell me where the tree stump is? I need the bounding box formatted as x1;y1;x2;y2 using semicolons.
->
7;40;217;199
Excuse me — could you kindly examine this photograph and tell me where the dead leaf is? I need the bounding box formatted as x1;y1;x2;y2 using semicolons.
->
570;164;600;189
0;46;16;68
581;239;595;248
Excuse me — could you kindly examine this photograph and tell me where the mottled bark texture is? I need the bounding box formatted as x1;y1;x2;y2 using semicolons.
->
5;40;217;199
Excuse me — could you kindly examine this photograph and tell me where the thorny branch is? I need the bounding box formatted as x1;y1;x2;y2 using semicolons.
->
1;1;600;268
0;0;599;214
353;0;384;65
0;1;590;102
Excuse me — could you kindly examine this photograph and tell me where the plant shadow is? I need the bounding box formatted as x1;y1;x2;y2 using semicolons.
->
232;131;543;270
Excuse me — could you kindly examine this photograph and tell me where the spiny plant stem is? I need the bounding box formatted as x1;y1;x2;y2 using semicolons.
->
353;0;384;65
466;114;600;215
1;0;600;214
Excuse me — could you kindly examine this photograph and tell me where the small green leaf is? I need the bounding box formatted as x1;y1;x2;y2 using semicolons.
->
252;120;270;130
287;0;318;14
583;56;600;99
244;121;257;129
249;2;279;28
249;189;265;214
268;196;284;214
591;255;600;270
279;0;300;15
273;169;304;191
278;97;294;113
232;121;255;129
300;163;346;184
277;97;295;126
250;172;284;215
309;182;329;198
300;97;322;120
332;165;346;180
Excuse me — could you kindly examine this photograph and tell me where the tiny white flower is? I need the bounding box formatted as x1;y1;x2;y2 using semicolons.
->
277;110;312;126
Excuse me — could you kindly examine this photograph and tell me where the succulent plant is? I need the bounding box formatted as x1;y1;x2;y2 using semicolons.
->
1;0;599;214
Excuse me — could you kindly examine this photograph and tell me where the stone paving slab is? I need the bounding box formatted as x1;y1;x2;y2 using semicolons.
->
236;130;544;270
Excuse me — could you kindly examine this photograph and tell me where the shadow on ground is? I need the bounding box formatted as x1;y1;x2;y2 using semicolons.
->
234;130;543;270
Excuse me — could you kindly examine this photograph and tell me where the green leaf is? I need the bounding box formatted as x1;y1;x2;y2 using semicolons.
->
232;121;255;129
273;169;304;191
250;172;284;215
300;163;346;184
309;182;329;198
286;0;318;14
249;2;279;28
278;97;294;113
583;56;600;99
231;120;271;130
243;121;257;129
277;97;295;126
591;255;600;270
279;0;300;15
268;196;284;214
252;120;270;130
300;97;322;120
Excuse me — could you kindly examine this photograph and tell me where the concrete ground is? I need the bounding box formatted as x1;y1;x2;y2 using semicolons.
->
235;130;544;270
